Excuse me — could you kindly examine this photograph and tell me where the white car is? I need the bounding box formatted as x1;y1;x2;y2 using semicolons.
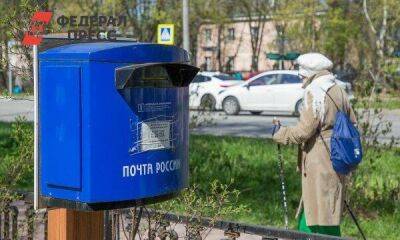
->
215;70;353;115
189;72;243;110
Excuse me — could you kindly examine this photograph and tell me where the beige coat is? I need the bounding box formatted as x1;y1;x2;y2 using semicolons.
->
273;77;356;226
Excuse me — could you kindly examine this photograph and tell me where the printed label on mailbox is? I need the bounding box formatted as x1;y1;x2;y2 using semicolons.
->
141;121;171;151
137;102;171;112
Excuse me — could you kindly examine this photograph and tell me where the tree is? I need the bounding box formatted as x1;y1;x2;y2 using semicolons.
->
238;0;271;72
0;0;44;90
361;0;400;89
191;0;239;71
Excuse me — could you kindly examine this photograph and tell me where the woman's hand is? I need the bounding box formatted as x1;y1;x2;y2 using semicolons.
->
272;117;281;126
272;117;281;136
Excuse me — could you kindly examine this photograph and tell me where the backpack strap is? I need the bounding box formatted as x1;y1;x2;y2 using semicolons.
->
319;84;342;112
317;85;339;157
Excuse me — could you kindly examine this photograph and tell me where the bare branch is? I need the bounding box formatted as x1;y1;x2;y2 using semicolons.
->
363;0;377;34
378;0;388;42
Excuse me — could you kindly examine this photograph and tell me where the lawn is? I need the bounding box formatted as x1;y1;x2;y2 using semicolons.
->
0;122;399;239
354;96;400;110
189;135;400;239
0;121;13;157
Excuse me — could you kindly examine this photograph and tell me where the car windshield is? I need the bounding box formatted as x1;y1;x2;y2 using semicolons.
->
213;74;236;81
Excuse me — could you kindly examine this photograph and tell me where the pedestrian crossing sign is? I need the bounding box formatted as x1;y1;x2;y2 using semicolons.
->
157;24;174;45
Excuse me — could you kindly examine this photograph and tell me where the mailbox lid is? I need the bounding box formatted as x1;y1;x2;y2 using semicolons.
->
39;42;190;63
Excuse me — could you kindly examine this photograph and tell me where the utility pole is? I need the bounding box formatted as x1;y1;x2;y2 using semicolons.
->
182;0;190;52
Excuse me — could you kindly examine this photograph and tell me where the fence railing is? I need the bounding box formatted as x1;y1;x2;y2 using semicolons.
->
0;200;47;240
0;195;352;240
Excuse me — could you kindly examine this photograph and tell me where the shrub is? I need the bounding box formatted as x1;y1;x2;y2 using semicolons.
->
0;117;33;209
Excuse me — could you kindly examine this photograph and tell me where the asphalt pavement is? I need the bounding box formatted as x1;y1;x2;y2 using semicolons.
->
191;110;400;142
0;97;34;122
1;97;399;142
190;111;297;138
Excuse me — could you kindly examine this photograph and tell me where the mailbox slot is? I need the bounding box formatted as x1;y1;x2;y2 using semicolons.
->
115;63;198;89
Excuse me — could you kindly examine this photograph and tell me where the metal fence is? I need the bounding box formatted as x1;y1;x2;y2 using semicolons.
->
0;200;46;240
0;198;351;240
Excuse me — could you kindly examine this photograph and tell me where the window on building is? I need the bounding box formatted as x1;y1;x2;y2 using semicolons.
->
227;28;235;40
226;56;235;72
250;27;259;38
205;28;212;43
205;57;212;71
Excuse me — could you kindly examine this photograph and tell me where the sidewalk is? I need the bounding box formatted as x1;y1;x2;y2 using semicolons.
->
0;97;34;122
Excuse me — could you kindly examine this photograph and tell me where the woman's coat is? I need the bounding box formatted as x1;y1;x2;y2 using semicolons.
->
273;74;356;226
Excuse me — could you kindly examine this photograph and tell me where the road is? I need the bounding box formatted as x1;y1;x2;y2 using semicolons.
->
191;110;400;142
190;111;297;138
1;97;399;142
0;97;34;121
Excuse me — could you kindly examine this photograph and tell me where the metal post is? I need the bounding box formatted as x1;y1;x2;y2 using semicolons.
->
33;45;39;210
7;41;13;95
8;67;12;95
182;0;190;52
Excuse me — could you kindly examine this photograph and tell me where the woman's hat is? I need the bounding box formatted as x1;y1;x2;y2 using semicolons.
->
297;53;333;78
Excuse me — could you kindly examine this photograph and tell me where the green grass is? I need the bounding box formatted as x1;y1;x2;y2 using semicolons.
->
189;135;400;239
189;135;300;226
354;97;400;110
0;122;398;239
0;122;13;157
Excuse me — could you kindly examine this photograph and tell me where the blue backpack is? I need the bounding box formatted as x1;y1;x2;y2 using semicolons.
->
321;88;363;175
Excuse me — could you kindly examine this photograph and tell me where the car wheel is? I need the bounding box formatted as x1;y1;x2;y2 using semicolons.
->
250;111;262;115
200;94;216;111
223;97;240;115
294;99;303;116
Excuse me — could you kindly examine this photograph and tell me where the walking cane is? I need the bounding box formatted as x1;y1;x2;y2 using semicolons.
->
344;200;367;240
272;118;289;230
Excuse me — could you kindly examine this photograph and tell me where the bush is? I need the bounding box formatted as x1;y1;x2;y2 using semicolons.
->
350;147;400;211
0;117;33;209
189;135;301;227
189;134;400;238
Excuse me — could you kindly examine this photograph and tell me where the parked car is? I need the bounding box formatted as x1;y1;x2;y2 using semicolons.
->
189;72;243;110
215;70;353;115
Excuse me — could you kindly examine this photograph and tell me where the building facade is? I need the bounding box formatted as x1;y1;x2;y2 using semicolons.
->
196;18;284;74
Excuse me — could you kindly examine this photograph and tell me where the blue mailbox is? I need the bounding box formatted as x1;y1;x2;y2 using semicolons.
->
39;42;199;210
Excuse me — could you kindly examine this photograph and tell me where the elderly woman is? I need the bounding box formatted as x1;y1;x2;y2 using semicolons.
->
272;53;356;236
